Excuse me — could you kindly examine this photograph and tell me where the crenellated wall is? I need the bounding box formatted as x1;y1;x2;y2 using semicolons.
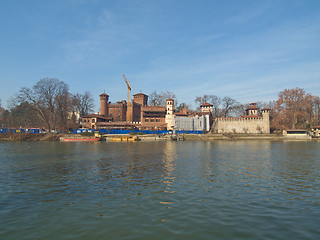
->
213;110;270;134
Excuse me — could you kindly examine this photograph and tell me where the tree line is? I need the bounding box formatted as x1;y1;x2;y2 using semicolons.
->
0;78;94;132
271;88;320;130
0;78;319;132
147;88;320;131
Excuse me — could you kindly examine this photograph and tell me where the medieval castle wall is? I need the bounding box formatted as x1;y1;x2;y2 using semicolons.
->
213;111;270;134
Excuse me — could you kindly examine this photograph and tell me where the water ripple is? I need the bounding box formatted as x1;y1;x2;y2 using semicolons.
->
1;141;320;239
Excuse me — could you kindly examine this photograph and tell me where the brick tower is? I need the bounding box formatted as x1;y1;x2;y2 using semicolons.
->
100;93;109;116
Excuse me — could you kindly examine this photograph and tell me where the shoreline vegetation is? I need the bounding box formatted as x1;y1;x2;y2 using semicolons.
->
0;132;317;142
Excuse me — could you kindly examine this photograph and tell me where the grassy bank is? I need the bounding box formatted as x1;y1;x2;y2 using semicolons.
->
0;133;62;141
0;133;290;142
183;133;284;141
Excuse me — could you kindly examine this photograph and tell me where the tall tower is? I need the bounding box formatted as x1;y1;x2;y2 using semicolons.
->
133;93;148;106
165;98;175;130
261;108;271;134
100;93;109;116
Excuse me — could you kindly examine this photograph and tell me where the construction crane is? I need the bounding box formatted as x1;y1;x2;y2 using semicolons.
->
123;74;131;122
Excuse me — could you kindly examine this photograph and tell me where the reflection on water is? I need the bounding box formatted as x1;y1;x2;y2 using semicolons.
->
0;141;320;240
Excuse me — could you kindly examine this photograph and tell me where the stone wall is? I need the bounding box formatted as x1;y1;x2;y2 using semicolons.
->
213;115;270;134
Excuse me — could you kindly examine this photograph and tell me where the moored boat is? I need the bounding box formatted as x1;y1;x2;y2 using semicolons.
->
110;136;140;142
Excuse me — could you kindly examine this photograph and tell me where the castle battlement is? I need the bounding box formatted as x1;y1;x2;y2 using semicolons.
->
213;104;270;134
216;116;263;122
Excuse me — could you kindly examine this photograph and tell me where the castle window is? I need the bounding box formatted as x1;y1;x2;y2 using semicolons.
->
151;119;155;122
156;119;160;122
92;119;95;123
145;118;149;122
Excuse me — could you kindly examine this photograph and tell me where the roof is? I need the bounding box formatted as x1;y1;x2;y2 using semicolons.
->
133;93;148;96
99;93;109;96
246;103;259;110
246;106;259;110
141;106;166;111
175;112;189;116
96;122;139;126
261;108;271;111
166;98;174;101
82;114;112;120
200;102;213;107
242;115;261;119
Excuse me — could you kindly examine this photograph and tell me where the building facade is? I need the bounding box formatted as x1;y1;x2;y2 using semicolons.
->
82;114;112;129
84;93;271;134
140;106;167;130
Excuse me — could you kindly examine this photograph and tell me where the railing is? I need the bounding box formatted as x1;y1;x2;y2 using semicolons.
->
0;128;45;134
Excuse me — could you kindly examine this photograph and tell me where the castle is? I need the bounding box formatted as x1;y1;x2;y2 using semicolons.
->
212;103;271;134
82;93;270;134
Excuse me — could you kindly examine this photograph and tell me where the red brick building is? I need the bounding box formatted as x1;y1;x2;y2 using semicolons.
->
140;106;167;130
82;114;112;129
109;101;127;122
82;92;176;131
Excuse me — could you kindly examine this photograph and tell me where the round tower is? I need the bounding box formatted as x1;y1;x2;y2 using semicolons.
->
100;93;109;116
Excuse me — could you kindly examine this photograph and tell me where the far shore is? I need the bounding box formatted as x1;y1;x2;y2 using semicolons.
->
1;132;318;142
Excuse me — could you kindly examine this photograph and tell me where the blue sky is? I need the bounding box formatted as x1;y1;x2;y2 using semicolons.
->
1;0;319;110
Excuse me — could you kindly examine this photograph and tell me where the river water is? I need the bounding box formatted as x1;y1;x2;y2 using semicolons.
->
0;140;319;239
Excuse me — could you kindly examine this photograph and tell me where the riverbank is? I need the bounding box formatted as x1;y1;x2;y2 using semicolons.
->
183;133;284;141
1;133;318;142
0;133;62;141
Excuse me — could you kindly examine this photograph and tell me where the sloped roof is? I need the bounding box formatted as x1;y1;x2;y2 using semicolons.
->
133;93;148;96
82;114;112;120
200;102;213;107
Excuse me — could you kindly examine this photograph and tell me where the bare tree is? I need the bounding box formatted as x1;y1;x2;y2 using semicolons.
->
195;94;221;117
176;102;192;112
274;87;310;129
18;78;70;132
308;95;320;127
221;97;242;117
72;92;95;117
0;98;4;117
149;91;177;106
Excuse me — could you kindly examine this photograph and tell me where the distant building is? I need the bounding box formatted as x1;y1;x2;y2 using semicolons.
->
109;100;127;122
83;93;271;134
212;103;270;134
166;99;212;132
81;114;112;129
283;129;311;139
140;106;167;130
